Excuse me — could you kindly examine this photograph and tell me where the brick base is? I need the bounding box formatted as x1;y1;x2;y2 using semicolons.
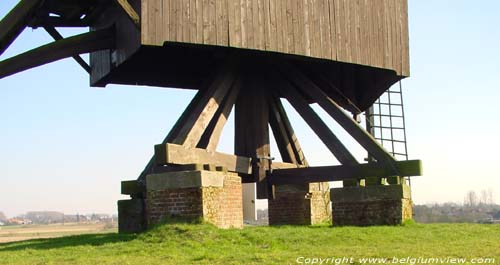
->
118;199;146;233
269;182;331;225
331;183;412;226
145;170;243;229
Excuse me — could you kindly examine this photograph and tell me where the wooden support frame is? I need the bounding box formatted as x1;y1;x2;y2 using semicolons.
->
0;0;43;56
115;0;140;28
276;62;398;169
276;76;358;166
171;63;237;148
269;94;308;166
234;73;271;198
197;77;240;152
0;28;115;79
43;26;91;73
138;61;238;180
269;160;422;185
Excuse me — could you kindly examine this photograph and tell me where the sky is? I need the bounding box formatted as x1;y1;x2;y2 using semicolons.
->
1;0;499;217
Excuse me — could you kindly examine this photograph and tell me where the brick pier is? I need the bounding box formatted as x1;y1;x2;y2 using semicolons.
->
119;169;243;232
330;182;412;226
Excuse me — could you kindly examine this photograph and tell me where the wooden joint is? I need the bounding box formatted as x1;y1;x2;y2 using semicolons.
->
115;0;140;28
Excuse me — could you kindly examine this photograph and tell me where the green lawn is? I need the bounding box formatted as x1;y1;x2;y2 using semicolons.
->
0;222;498;264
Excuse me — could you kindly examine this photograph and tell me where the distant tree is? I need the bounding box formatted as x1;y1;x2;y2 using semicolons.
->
0;211;6;221
477;189;495;206
464;190;478;207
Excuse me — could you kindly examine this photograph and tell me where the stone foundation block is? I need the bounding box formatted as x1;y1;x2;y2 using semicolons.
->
269;182;331;225
118;199;146;233
145;170;243;229
331;183;412;226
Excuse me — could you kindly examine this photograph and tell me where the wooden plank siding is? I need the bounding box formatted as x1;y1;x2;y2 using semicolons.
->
139;0;408;76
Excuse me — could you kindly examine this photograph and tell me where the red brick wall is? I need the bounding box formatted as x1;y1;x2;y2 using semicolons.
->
269;183;331;225
146;188;204;225
269;191;312;225
146;172;243;229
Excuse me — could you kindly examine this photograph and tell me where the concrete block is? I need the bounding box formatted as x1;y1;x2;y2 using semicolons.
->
146;170;237;191
331;183;411;202
121;180;143;196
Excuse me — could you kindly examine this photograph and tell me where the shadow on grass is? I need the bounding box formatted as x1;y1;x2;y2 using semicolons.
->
0;232;137;251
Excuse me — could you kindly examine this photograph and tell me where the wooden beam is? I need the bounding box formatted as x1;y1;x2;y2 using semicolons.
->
197;78;240;152
269;160;422;185
171;63;237;148
0;0;43;56
137;68;232;181
269;95;307;166
43;26;91;73
154;143;252;175
271;162;306;169
0;28;115;79
277;62;398;168
234;74;270;198
277;77;358;166
115;0;140;28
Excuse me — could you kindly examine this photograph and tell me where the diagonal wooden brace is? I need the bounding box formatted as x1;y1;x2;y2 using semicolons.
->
276;62;397;170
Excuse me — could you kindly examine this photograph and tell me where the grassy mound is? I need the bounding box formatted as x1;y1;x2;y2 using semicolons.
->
0;221;498;264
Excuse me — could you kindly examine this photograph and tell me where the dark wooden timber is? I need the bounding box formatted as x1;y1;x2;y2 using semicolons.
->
197;78;240;152
0;0;43;56
170;67;237;148
269;160;422;185
0;28;115;79
235;73;270;198
115;0;140;28
138;63;236;180
154;143;252;175
141;0;410;77
269;94;307;166
43;26;91;73
277;61;398;169
0;0;418;200
277;76;358;166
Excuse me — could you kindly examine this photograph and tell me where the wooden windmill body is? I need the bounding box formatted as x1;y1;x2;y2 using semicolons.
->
1;0;422;229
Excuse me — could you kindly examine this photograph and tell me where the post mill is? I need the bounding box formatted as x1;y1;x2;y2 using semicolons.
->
0;0;422;232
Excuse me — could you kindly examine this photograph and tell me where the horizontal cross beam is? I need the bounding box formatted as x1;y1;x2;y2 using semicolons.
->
269;160;422;185
153;143;301;177
154;143;252;175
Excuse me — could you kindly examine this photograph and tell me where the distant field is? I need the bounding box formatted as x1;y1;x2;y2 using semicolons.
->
0;222;498;264
0;223;116;243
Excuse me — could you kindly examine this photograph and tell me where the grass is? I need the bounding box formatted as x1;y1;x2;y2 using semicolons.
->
0;221;498;264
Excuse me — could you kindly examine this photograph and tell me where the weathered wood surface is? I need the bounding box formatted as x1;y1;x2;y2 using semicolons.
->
234;74;270;198
270;160;422;185
43;26;91;73
141;0;410;76
269;95;307;166
115;0;141;27
276;77;358;166
0;0;43;56
154;143;252;174
0;28;115;79
276;61;397;167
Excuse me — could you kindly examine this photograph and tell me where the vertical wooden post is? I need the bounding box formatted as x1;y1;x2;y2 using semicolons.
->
235;73;270;199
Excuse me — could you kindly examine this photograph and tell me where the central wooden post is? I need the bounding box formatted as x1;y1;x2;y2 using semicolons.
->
235;70;270;199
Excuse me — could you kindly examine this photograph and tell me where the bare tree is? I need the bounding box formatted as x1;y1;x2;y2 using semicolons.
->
486;188;495;205
0;211;6;222
464;190;478;207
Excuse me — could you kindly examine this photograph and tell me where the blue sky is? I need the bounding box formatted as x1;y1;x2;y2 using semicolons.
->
1;0;499;217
